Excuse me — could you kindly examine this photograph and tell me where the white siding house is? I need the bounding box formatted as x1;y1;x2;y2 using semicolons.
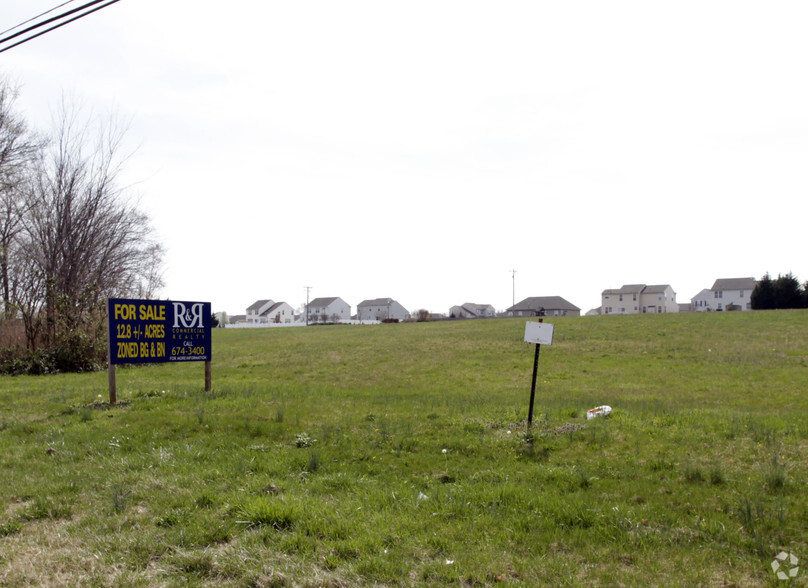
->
262;302;295;323
307;297;351;323
691;289;712;311
246;299;294;324
640;285;678;314
601;284;677;314
691;277;756;311
357;298;408;321
246;300;275;323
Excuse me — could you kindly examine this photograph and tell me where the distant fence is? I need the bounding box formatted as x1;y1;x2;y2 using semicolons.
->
226;320;381;328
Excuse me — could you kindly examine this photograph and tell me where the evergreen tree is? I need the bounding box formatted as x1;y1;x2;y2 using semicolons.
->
751;273;775;309
773;273;804;309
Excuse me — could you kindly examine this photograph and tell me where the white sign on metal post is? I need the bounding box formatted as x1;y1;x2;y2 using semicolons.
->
524;321;554;346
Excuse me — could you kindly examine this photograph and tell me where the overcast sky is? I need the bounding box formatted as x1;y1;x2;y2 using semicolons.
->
3;1;807;316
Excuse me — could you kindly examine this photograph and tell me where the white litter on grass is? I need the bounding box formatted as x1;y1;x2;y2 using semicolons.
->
586;405;612;420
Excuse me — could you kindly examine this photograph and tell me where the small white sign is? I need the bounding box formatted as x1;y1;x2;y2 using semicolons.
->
524;321;554;345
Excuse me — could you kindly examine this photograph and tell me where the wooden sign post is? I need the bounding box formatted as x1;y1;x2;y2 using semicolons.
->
524;319;554;426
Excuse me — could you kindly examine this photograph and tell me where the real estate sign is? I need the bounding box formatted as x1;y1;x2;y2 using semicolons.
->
107;298;212;364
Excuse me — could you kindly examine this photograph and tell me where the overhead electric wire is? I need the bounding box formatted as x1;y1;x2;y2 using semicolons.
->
0;1;79;36
0;0;121;54
1;0;112;46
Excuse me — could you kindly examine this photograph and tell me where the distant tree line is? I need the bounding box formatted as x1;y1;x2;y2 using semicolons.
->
751;273;808;310
0;79;164;374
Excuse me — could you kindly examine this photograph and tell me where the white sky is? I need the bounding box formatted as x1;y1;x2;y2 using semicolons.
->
3;1;807;316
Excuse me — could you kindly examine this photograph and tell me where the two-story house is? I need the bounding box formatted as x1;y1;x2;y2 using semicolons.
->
307;297;351;323
601;284;677;314
246;299;295;324
691;277;756;311
357;298;409;321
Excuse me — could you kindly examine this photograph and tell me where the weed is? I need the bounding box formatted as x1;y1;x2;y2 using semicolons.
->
235;497;298;530
110;482;132;513
156;507;190;528
683;458;705;483
295;432;316;448
173;552;216;578
307;449;321;473
708;462;726;485
23;496;72;521
764;453;787;493
194;492;216;509
0;519;22;536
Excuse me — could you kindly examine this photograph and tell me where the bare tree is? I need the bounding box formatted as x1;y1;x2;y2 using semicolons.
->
0;78;42;314
18;96;164;354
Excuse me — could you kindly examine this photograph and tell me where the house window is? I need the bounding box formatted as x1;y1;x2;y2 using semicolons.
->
619;295;623;302
633;294;637;301
740;291;745;297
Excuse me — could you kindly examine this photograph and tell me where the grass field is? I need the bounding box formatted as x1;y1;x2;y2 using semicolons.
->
1;311;807;586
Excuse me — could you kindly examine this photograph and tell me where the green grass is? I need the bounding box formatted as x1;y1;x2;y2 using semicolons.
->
1;311;808;585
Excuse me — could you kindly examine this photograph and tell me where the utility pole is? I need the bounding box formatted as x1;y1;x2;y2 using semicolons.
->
511;269;517;308
304;286;312;326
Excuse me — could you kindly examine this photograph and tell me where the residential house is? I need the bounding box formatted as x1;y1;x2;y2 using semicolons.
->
307;297;351;323
246;300;274;323
449;303;496;319
246;299;294;324
506;296;581;317
691;277;756;311
601;284;677;314
690;289;712;312
357;298;409;321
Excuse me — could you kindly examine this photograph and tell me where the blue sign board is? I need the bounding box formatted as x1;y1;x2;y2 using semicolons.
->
107;298;212;365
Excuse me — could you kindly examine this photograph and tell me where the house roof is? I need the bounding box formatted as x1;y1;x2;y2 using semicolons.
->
456;303;493;312
309;297;340;307
247;299;272;312
260;302;288;315
602;284;673;295
644;284;673;294
358;298;394;307
711;277;756;291
507;296;580;312
602;284;647;295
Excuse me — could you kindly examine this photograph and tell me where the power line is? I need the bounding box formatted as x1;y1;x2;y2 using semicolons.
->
0;0;122;54
1;1;79;36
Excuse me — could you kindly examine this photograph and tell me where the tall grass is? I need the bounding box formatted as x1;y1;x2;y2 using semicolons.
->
1;311;807;585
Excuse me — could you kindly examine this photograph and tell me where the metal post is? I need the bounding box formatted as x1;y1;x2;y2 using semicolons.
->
205;361;211;392
527;343;540;426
